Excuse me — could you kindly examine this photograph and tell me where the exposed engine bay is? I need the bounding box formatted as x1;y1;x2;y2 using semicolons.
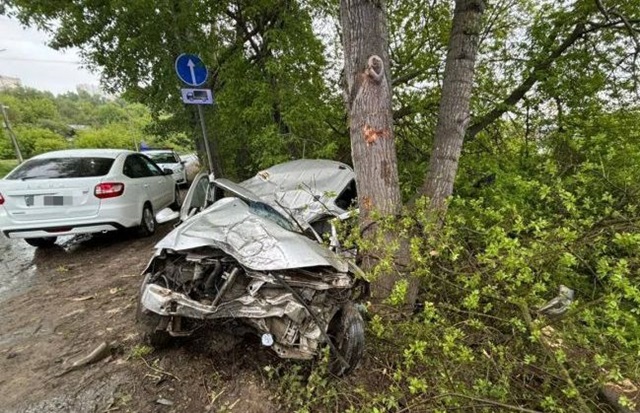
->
139;246;365;374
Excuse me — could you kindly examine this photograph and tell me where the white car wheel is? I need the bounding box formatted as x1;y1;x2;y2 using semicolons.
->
138;204;156;237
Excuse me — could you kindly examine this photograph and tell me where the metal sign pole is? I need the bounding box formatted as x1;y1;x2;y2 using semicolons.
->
196;105;215;176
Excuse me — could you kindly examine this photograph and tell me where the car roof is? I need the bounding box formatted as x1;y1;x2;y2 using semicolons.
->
241;159;354;196
142;149;177;154
239;159;355;222
31;149;135;159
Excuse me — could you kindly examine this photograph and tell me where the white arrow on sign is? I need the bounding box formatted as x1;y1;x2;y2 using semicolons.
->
187;59;197;85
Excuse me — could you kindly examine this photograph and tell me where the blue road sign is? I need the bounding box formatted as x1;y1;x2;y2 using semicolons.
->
175;54;208;86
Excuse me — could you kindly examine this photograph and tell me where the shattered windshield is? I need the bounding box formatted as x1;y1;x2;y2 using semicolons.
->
212;178;297;232
247;201;296;232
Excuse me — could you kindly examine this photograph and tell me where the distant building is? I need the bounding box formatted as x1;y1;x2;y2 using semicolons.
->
0;75;21;90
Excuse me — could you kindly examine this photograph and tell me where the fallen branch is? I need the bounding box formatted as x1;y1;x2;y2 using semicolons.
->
447;393;543;413
56;341;116;377
398;392;544;413
68;295;94;302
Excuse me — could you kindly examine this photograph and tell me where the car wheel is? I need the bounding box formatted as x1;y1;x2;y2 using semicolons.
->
327;302;365;376
137;203;156;237
136;273;171;348
24;237;57;248
170;187;182;210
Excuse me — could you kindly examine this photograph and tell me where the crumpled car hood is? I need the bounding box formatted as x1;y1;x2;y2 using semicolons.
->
155;197;348;272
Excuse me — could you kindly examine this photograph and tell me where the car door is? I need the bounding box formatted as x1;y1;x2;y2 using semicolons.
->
179;173;212;221
123;155;154;209
137;155;173;208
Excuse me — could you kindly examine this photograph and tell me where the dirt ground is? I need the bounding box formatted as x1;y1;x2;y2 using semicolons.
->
0;223;284;413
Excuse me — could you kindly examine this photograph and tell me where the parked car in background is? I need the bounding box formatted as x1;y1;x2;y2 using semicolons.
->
142;149;188;186
137;159;365;376
0;149;181;247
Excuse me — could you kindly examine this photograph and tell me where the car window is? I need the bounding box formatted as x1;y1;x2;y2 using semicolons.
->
124;155;153;178
335;179;357;210
6;157;115;180
190;177;210;210
147;152;178;164
139;155;163;176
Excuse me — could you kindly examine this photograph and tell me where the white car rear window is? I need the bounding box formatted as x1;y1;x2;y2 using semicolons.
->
6;157;115;180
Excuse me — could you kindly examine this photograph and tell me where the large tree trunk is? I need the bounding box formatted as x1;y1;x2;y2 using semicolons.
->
340;0;404;303
419;0;485;213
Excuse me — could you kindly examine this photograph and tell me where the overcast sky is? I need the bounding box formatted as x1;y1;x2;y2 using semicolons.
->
0;16;101;95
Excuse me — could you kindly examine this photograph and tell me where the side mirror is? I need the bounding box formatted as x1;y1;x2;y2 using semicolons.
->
180;160;187;165
163;168;174;175
156;207;180;224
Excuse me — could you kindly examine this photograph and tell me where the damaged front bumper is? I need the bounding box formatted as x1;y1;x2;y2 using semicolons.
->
141;283;308;321
141;282;331;360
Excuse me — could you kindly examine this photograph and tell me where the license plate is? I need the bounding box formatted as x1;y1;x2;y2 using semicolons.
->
43;195;72;206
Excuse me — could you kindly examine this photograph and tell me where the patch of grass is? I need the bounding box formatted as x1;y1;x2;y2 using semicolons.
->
0;159;18;178
129;344;153;359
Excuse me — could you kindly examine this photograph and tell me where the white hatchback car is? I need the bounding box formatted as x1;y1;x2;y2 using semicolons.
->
0;149;181;247
142;149;188;186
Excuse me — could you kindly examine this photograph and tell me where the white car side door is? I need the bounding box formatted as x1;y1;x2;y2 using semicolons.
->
122;155;154;210
138;155;173;208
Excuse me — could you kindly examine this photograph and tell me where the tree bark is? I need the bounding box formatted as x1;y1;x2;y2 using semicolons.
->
419;0;485;213
340;0;404;303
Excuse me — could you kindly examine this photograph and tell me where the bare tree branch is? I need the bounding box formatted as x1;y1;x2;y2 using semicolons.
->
466;22;586;140
466;13;640;140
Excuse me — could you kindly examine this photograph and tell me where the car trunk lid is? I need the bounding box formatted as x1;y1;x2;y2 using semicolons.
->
0;177;103;222
0;156;116;223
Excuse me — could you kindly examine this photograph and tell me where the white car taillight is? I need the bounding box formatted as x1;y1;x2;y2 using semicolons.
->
0;192;4;205
94;182;125;199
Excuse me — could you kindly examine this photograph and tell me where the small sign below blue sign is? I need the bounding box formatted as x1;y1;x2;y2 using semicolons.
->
181;88;214;105
175;54;208;87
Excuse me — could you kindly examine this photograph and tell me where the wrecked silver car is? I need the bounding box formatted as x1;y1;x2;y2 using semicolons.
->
136;160;365;375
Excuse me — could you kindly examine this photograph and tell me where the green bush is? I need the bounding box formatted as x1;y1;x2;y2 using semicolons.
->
359;116;639;412
274;111;640;413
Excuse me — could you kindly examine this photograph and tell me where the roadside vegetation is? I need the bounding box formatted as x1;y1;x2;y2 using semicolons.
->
268;108;640;412
0;88;193;165
0;159;18;177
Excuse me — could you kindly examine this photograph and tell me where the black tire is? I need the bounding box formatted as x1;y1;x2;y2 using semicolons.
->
24;237;57;248
327;302;365;376
137;203;156;237
170;186;182;210
136;273;171;348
